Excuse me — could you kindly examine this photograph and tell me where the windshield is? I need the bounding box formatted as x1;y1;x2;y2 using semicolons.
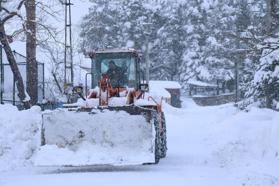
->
93;53;137;88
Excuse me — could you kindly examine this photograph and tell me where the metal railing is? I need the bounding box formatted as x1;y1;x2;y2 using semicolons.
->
0;50;45;106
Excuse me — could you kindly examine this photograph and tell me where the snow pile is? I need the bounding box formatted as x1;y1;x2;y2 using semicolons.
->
208;107;279;166
164;99;279;185
0;105;41;171
264;111;279;159
34;109;155;166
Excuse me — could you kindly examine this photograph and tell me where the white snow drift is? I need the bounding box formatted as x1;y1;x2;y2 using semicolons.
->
0;105;41;171
0;99;279;186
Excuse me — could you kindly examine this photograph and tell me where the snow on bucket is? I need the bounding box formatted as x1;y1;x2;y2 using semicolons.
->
34;109;155;166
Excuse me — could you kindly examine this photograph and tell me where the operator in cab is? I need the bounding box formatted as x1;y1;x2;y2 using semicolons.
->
106;60;123;87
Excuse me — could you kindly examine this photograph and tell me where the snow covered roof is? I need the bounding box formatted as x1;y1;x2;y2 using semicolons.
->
149;80;182;89
148;80;181;99
97;48;137;53
187;80;217;87
149;87;171;99
88;48;140;55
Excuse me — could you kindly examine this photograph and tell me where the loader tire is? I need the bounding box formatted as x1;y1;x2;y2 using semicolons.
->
152;111;161;164
160;112;167;158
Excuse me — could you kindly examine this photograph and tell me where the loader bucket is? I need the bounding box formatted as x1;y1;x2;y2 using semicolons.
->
34;107;156;166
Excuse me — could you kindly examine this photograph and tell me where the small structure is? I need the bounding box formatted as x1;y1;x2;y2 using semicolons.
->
187;79;235;106
0;50;45;106
149;80;182;108
188;79;218;96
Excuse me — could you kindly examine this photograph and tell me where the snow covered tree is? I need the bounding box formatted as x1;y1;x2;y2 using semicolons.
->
154;2;187;81
1;0;69;106
79;0;279;109
179;0;212;88
80;0;168;79
0;0;31;108
245;0;279;109
80;0;123;50
252;48;279;109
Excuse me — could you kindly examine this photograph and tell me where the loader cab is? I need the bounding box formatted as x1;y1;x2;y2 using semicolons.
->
90;49;141;89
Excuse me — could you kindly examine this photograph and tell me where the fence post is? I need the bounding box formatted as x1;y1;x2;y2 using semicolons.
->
13;75;15;105
0;44;3;104
85;73;93;97
42;63;45;100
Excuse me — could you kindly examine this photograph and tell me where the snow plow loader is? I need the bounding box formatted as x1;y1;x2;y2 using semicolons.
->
34;49;167;166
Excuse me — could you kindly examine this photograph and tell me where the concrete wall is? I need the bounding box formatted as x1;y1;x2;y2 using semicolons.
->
193;94;235;106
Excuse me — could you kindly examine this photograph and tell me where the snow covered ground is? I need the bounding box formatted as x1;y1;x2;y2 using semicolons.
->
0;98;279;186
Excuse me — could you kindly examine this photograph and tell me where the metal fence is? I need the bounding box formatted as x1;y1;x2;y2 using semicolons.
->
0;48;45;106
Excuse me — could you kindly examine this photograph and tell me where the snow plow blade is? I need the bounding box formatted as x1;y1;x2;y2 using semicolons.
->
34;107;156;166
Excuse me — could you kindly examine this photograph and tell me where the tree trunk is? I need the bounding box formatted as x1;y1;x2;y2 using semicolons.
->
266;0;273;32
52;72;63;94
0;24;30;109
265;0;279;33
25;0;37;105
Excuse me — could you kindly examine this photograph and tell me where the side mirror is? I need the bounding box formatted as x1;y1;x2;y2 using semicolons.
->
139;83;149;92
72;86;83;94
72;86;86;100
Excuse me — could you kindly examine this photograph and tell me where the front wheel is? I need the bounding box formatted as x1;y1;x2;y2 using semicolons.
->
152;111;167;163
160;112;167;158
151;111;161;164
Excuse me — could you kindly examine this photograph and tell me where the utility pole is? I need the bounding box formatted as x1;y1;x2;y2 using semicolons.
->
145;37;150;84
143;17;152;84
0;0;3;104
63;0;74;93
0;40;2;104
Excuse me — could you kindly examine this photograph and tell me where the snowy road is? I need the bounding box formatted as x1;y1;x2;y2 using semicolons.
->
1;98;279;186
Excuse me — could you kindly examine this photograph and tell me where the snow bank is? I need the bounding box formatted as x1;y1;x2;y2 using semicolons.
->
0;98;279;185
204;106;279;168
264;111;279;159
0;105;41;171
164;98;279;185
